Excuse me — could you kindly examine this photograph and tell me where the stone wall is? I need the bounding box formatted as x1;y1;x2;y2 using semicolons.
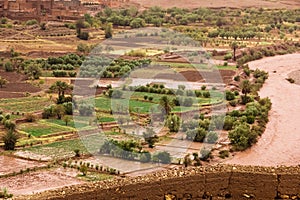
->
16;165;300;200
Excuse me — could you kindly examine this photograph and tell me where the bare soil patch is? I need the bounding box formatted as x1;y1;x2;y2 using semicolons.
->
226;53;300;166
288;70;300;85
0;71;41;98
0;156;46;176
0;167;84;196
155;69;235;84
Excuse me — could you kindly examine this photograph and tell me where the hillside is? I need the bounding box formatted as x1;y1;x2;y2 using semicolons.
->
132;0;300;9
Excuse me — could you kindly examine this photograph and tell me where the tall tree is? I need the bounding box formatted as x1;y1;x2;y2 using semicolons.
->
105;23;113;39
75;19;85;36
143;128;158;148
25;63;42;79
2;130;19;150
49;81;72;99
159;96;174;116
230;41;239;61
53;104;65;119
167;114;181;132
240;80;251;97
63;115;72;126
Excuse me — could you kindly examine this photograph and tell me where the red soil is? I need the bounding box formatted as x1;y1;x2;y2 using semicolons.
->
0;71;41;98
0;156;46;176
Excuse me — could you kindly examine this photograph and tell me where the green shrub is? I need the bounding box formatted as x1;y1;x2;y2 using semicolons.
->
200;148;211;161
183;97;193;107
68;72;77;77
4;62;13;72
79;165;88;176
202;91;210;98
152;151;171;164
77;31;89;40
0;188;13;198
26;19;38;26
2;130;18;150
228;123;256;151
225;90;235;101
186;128;207;142
126;49;146;57
140;152;151;163
234;75;240;82
224;53;232;60
229;100;237;107
53;70;67;77
74;149;80;157
223;116;234;131
205;131;218;143
286;78;295;84
219;150;229;159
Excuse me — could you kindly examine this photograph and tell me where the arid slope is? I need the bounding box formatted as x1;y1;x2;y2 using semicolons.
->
132;0;300;9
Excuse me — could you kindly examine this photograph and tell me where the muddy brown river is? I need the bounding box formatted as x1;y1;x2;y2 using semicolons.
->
226;53;300;166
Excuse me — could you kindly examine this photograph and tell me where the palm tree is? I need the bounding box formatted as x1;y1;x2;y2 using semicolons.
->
230;41;239;61
159;96;174;116
49;81;72;99
2;130;19;150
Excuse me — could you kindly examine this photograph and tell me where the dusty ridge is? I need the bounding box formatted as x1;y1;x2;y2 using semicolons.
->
132;0;300;9
16;165;300;200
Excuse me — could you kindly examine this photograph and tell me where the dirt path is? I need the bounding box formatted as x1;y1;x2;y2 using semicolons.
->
226;53;300;166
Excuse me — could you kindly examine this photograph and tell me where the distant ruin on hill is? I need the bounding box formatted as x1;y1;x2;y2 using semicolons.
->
0;0;129;21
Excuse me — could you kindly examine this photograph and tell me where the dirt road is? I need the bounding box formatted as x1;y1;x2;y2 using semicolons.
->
226;53;300;166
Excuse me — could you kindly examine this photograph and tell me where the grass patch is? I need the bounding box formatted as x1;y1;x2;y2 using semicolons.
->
95;96;159;114
0;97;53;113
77;172;114;182
98;117;116;123
25;139;87;159
18;121;73;137
153;61;237;70
24;134;106;159
45;118;90;129
95;92;223;114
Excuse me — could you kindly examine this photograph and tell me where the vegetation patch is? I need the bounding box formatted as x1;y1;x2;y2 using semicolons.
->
18;121;73;137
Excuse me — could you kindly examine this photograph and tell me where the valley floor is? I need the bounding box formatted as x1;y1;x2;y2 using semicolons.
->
226;53;300;166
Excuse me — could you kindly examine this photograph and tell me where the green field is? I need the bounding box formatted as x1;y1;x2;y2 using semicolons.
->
98;116;116;123
18;120;73;137
45;118;90;129
95;96;159;114
24;134;104;159
77;172;114;182
0;97;53;113
95;91;223;114
153;61;237;70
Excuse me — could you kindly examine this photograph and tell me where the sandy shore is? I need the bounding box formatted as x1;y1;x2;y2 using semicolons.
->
226;53;300;166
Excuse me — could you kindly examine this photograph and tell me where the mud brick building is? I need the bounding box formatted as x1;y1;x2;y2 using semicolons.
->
0;0;130;21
